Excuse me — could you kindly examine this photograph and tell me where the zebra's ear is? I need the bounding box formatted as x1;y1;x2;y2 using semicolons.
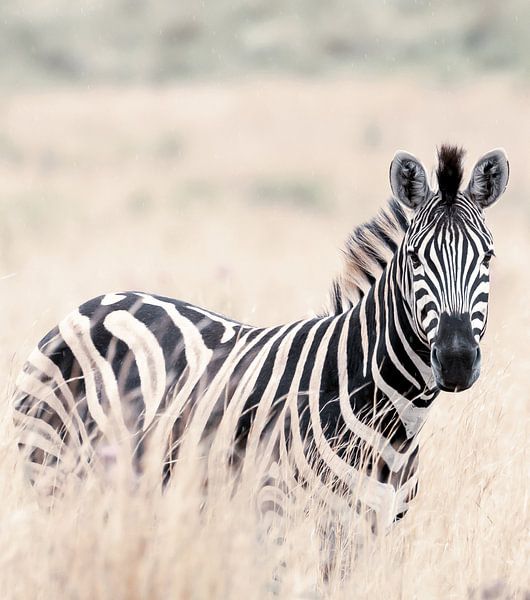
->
389;151;432;210
466;148;509;208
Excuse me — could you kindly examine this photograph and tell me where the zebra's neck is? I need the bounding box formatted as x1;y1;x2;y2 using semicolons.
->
343;253;439;440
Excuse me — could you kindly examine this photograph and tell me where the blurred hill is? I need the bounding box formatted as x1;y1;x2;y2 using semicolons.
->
0;0;528;86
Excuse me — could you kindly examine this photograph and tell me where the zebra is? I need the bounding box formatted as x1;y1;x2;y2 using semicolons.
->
13;144;509;531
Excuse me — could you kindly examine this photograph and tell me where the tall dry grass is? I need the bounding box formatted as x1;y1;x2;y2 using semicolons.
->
0;78;528;598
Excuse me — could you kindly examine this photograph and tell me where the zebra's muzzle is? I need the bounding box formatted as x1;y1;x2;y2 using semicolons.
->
430;313;482;392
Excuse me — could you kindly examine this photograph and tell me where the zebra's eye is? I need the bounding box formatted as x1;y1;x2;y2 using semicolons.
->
482;251;495;267
408;251;422;269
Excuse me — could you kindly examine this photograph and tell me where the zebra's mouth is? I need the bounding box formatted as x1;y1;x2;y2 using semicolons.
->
431;357;481;393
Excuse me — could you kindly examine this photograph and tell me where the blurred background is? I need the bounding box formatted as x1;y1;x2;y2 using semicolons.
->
0;0;528;364
1;0;529;84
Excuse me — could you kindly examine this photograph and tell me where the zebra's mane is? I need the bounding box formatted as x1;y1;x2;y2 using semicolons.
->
325;198;410;315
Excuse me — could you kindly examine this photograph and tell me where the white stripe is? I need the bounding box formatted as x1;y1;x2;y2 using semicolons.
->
101;293;127;306
103;310;167;429
58;310;129;443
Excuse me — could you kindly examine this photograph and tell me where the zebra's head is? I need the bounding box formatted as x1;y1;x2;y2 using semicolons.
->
390;145;509;392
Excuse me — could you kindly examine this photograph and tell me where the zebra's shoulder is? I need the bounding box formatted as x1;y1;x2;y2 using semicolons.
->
325;198;409;314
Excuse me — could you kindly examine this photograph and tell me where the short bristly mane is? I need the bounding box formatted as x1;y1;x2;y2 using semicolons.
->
436;144;465;204
325;198;409;315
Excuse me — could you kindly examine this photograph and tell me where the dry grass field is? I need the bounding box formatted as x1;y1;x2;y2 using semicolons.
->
0;77;528;599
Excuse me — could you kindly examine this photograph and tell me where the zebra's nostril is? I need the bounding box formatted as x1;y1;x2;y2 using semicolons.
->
474;346;481;366
431;346;441;369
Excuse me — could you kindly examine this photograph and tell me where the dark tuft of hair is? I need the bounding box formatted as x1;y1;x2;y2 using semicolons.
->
436;144;465;203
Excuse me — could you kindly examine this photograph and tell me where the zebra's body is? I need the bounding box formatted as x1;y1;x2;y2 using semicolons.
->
15;286;423;525
13;145;509;529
